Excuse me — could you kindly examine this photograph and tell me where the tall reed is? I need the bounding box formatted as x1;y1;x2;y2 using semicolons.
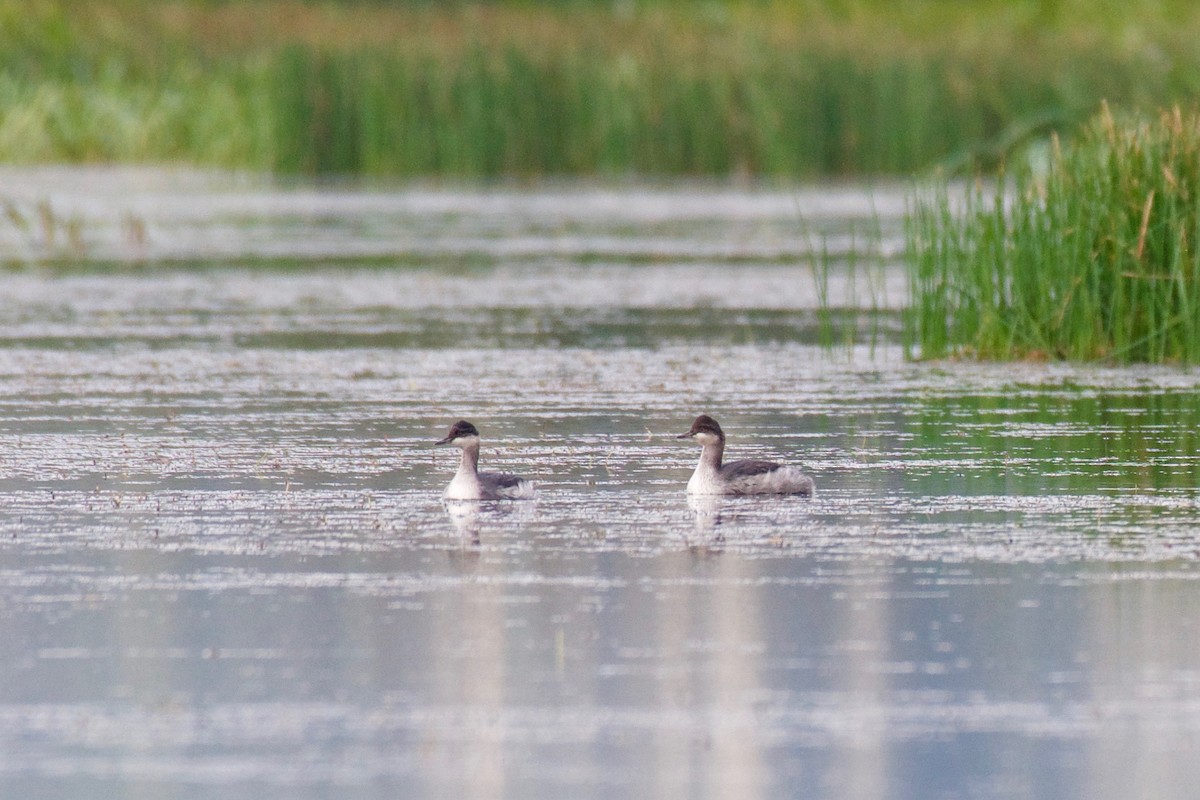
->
909;105;1200;363
261;37;1200;179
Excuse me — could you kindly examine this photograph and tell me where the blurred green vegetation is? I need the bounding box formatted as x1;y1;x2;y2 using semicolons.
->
4;0;1200;176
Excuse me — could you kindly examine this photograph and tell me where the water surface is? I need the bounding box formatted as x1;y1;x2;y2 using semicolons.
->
1;170;1199;799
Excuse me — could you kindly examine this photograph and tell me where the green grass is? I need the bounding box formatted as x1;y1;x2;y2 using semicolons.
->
5;1;1200;177
908;104;1200;363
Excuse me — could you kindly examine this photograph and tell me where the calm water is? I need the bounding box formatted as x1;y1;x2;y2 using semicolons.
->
1;169;1200;799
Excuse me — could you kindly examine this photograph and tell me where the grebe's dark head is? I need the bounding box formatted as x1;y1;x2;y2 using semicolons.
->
436;419;480;447
677;414;725;445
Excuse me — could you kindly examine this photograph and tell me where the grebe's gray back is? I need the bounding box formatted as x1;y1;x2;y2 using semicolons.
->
436;420;535;501
677;414;814;496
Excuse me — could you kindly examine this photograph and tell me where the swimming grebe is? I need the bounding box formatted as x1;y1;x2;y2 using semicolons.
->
435;420;535;500
677;414;814;496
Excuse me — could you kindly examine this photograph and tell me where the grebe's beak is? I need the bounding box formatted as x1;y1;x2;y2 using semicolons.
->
435;434;455;446
676;430;696;439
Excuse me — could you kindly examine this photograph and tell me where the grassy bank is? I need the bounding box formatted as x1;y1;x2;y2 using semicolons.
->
4;1;1200;177
909;105;1200;363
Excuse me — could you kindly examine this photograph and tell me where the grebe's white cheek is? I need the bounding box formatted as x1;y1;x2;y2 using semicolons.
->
451;435;480;450
694;431;720;446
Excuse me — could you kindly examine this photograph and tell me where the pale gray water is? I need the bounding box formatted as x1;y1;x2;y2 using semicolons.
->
1;170;1199;799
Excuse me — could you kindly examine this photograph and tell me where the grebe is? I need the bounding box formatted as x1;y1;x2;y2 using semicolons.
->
436;420;535;500
677;414;814;496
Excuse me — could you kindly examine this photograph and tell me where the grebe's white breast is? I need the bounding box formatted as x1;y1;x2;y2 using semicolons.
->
444;469;483;500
